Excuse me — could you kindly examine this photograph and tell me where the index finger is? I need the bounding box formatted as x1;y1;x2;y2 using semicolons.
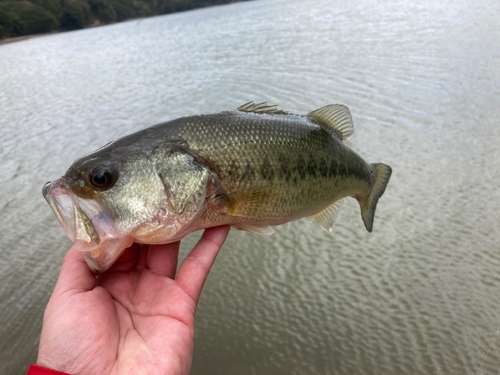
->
176;225;230;304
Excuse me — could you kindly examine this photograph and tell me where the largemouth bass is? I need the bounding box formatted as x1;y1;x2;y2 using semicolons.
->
43;102;392;273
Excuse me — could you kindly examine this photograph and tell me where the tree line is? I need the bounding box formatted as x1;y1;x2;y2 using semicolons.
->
0;0;244;39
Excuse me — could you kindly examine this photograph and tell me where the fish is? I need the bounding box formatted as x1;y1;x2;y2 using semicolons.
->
43;102;392;273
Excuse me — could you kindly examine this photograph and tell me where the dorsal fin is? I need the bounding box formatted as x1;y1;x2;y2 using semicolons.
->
237;101;288;115
307;104;354;141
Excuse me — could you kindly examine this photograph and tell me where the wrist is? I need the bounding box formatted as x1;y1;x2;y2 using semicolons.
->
27;364;71;375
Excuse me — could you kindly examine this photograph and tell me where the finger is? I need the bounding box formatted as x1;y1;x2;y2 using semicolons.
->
176;225;230;304
146;241;180;278
105;243;141;273
52;247;96;298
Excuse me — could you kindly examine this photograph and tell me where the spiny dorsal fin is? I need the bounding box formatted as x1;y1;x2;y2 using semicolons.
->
237;101;288;115
307;199;344;232
307;104;354;141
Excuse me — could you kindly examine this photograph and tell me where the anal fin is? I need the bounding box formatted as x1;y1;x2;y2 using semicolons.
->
232;224;275;236
308;199;344;232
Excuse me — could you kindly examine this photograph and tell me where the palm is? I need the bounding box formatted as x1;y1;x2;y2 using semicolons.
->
38;226;230;375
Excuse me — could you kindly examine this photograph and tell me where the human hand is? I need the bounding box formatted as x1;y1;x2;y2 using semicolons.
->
37;225;231;375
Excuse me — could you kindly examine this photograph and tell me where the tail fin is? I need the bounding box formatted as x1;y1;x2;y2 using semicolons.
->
358;163;392;232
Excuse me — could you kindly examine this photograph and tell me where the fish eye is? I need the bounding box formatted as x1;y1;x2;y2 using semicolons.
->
89;166;116;190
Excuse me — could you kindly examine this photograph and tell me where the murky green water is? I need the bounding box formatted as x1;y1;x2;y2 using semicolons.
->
1;0;500;373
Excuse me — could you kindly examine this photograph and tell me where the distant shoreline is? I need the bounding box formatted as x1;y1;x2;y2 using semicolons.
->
0;17;155;46
0;19;131;46
0;33;53;45
0;1;247;46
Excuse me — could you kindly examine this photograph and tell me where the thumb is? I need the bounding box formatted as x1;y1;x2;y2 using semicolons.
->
51;247;96;298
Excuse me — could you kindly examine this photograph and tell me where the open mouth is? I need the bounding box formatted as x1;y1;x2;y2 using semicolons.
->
43;180;133;273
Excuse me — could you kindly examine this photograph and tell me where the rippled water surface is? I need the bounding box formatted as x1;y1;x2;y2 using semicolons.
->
1;0;500;374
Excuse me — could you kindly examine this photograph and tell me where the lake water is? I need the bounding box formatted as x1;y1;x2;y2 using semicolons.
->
1;0;500;373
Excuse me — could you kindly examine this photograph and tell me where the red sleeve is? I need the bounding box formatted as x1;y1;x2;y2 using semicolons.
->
27;364;71;375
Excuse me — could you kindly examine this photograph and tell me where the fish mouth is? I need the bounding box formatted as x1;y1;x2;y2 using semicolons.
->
43;179;133;273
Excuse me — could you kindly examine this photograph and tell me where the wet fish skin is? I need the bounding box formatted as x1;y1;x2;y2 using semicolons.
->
147;107;386;231
43;102;392;273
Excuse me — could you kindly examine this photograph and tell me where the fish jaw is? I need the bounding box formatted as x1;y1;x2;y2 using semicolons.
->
80;235;134;274
43;180;76;242
43;179;134;273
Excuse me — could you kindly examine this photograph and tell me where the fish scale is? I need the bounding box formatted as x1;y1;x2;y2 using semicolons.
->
154;110;377;227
